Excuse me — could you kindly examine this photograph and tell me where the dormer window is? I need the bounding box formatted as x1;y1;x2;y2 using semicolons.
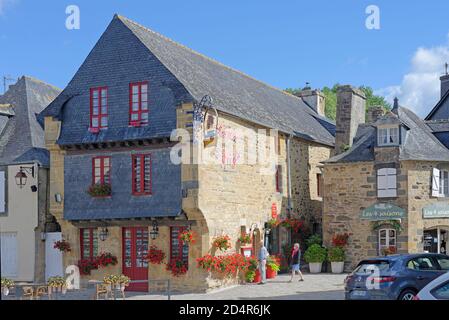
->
129;82;149;126
90;87;108;131
378;126;399;146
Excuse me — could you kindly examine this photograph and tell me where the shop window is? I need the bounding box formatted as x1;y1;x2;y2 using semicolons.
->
92;156;111;186
432;168;449;197
377;126;399;146
379;228;396;253
170;227;189;266
129;82;149;126
377;168;397;198
80;228;98;260
90;87;108;130
132;154;152;195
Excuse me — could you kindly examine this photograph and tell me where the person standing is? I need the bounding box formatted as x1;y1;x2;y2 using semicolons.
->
289;243;304;282
258;240;269;285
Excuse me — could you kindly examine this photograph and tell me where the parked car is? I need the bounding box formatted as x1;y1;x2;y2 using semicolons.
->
415;271;449;300
344;254;449;300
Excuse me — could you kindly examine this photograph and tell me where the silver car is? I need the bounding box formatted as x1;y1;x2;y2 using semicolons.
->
416;271;449;300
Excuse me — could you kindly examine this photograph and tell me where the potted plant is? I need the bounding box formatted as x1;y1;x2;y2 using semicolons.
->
146;245;166;264
266;255;280;279
1;278;14;296
304;244;327;273
212;235;232;252
53;239;71;252
332;233;349;248
306;234;322;248
237;233;251;246
328;246;345;274
244;257;258;283
97;252;118;268
179;229;196;245
118;275;130;292
87;183;112;197
47;276;67;294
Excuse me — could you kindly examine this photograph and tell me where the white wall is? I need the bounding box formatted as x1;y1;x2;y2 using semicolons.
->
0;164;39;281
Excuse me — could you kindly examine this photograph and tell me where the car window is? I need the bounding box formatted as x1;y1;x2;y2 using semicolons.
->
431;281;449;300
436;257;449;271
407;257;437;271
355;260;391;275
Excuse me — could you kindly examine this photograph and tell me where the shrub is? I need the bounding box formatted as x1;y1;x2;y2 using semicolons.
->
306;234;322;248
304;244;327;263
328;247;345;262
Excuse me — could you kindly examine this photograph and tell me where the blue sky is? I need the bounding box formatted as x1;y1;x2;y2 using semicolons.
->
1;0;449;116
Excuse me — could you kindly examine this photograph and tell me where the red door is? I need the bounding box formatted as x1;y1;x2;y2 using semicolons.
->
122;227;149;292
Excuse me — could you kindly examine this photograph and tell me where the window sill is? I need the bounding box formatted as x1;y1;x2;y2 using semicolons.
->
132;193;152;197
90;195;112;199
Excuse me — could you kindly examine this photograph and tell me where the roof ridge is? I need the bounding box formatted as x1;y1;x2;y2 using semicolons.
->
115;15;323;118
22;75;62;91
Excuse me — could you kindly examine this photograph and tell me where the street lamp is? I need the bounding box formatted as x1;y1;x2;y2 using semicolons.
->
150;221;159;240
99;228;109;241
15;166;35;189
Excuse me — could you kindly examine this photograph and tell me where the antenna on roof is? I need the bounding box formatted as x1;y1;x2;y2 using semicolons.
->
445;63;448;76
2;75;15;94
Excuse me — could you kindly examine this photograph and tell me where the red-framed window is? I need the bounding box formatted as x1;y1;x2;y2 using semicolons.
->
132;154;152;195
80;228;98;260
170;227;189;265
90;87;108;129
92;156;111;185
275;165;282;193
129;82;149;126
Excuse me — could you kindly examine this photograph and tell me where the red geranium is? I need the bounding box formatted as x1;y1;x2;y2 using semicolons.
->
77;259;99;275
332;233;350;248
197;253;250;276
146;245;166;264
54;240;71;252
212;235;232;252
179;230;196;245
166;259;188;277
96;252;118;267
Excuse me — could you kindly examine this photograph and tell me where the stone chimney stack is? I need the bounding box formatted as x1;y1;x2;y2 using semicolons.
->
440;74;449;98
367;106;384;123
295;89;326;117
334;85;366;155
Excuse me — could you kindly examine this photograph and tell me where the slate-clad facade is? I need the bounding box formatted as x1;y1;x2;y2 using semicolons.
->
41;15;336;292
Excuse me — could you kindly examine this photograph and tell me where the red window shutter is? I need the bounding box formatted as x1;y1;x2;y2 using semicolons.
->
80;228;98;260
132;154;152;195
170;227;188;265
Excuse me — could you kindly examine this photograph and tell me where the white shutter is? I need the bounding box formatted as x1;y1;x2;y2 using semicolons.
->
387;168;397;197
378;168;397;198
432;168;440;197
0;171;5;213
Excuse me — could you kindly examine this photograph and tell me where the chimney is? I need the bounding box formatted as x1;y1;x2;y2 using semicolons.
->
334;85;366;155
367;106;384;123
294;89;326;117
441;74;449;98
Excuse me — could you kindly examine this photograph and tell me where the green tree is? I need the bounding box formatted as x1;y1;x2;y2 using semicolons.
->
285;84;391;121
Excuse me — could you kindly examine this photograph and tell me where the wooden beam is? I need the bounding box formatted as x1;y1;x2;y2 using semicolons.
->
70;218;196;228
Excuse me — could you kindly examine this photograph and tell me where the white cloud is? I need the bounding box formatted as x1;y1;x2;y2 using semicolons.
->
376;36;449;118
0;0;16;15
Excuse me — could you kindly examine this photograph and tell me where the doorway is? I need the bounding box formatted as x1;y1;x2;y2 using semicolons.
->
122;227;149;292
424;227;448;254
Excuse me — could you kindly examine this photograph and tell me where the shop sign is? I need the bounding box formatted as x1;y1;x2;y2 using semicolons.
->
423;203;449;219
271;203;278;219
360;203;405;221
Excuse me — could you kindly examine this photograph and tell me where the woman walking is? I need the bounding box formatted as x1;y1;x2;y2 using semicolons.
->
289;243;304;282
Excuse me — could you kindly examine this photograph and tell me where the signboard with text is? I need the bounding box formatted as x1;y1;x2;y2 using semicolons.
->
360;203;406;221
423;203;449;219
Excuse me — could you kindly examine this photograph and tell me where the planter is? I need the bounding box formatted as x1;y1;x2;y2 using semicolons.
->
331;262;344;274
253;269;262;283
308;262;323;274
266;268;277;279
2;287;9;296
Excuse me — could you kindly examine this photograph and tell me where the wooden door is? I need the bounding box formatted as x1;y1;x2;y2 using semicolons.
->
122;227;149;291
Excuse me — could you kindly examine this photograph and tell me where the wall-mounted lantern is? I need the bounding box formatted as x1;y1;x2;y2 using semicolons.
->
150;221;159;240
15;166;35;189
99;227;109;241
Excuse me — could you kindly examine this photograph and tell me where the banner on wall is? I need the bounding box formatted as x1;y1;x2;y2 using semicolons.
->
360;203;405;221
423;203;449;219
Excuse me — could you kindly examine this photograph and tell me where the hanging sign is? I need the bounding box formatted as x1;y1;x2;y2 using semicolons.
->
271;203;278;219
360;203;405;221
423;203;449;219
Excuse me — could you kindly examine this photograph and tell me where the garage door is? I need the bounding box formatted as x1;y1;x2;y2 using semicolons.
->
1;233;18;278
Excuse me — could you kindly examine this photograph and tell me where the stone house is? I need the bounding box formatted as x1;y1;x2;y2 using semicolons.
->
323;82;449;270
0;76;61;282
39;15;335;292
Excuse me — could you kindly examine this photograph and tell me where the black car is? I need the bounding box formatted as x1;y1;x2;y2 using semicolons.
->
345;253;449;300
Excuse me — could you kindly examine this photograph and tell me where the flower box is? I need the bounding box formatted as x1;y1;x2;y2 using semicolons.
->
89;127;100;134
88;184;112;197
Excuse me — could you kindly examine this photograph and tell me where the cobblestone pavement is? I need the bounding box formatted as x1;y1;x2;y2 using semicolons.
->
4;274;347;300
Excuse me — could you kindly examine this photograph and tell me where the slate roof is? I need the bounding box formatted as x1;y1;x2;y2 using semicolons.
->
325;106;449;164
0;76;61;166
41;15;335;147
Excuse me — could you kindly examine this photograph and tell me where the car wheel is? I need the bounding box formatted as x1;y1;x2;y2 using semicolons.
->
399;289;417;300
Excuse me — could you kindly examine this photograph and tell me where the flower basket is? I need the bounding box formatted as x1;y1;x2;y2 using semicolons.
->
1;278;14;296
237;233;251;246
332;233;349;248
212;235;231;252
47;276;67;294
253;269;262;283
197;253;249;277
166;259;188;277
97;252;118;268
146;245;166;265
53;239;71;253
77;259;99;275
179;230;196;245
88;184;111;197
381;246;397;256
